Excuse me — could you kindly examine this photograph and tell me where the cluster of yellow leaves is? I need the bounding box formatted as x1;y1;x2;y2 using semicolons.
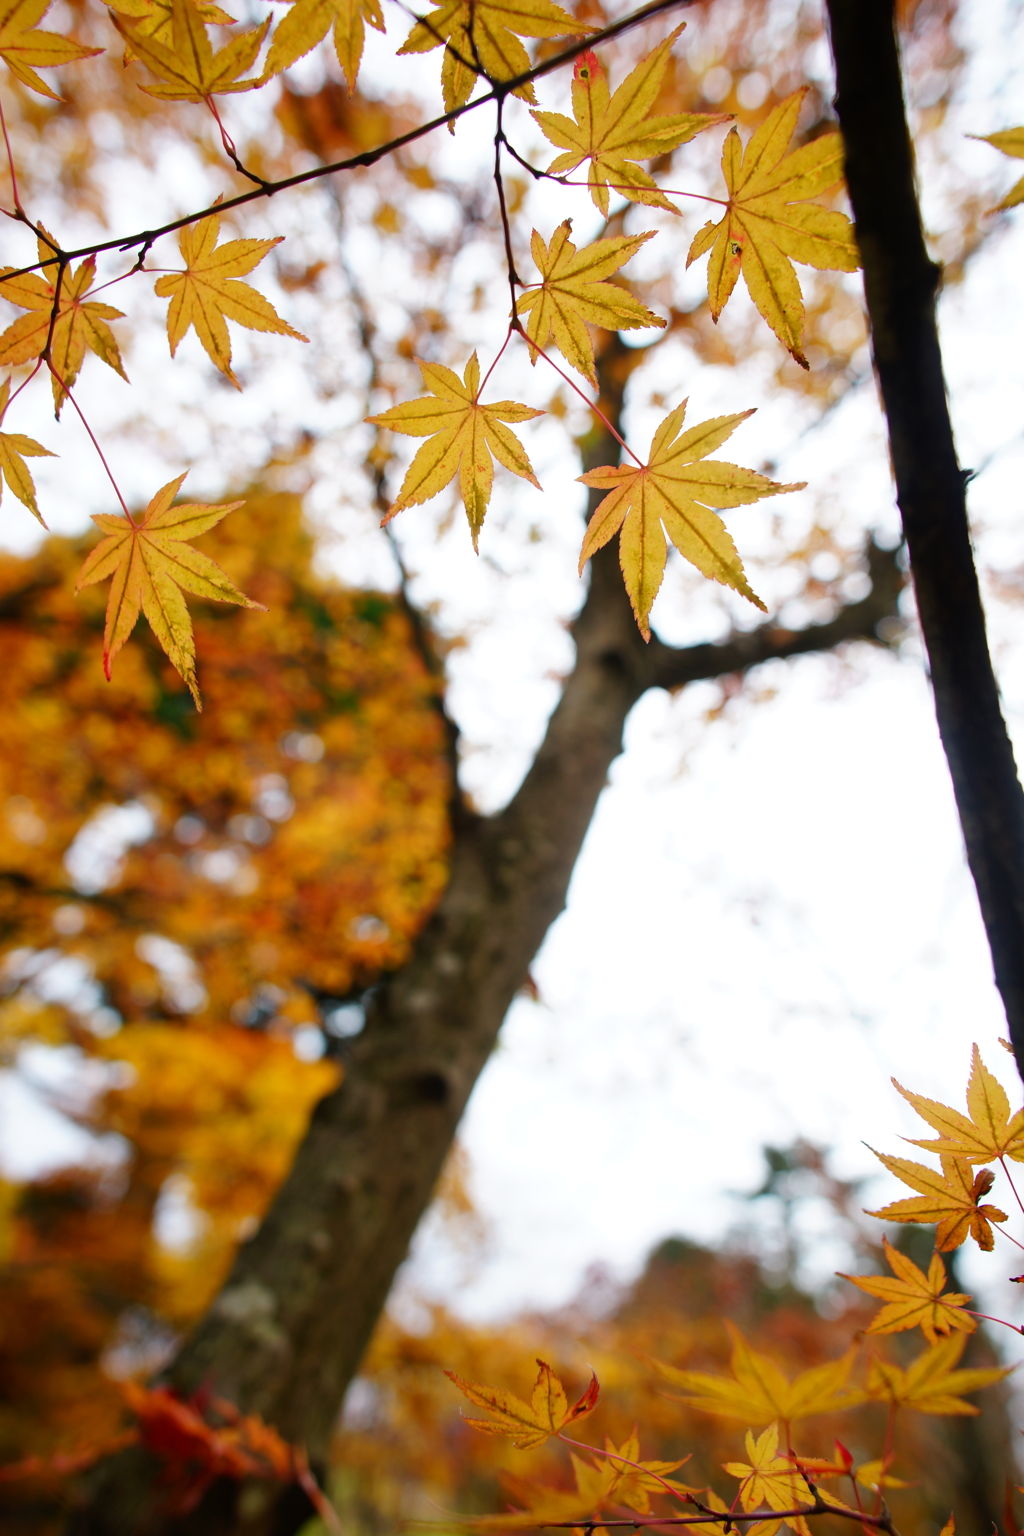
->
686;88;859;368
531;29;729;216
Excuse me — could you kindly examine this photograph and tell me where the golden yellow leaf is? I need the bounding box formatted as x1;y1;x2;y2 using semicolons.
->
0;377;54;524
839;1235;975;1346
654;1324;862;1425
74;474;263;706
366;352;543;549
578;403;801;638
398;0;581;120
723;1423;813;1536
444;1357;599;1450
893;1042;1024;1164
975;128;1024;210
531;29;729;216
263;0;384;90
864;1334;1012;1417
515;223;664;387
0;235;128;415
686;87;859;366
106;0;236;62
865;1147;1008;1251
154;213;307;389
111;0;269;100
854;1459;912;1492
0;0;100;99
473;1434;692;1528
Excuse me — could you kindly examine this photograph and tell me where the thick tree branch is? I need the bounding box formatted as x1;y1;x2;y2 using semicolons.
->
825;0;1024;1077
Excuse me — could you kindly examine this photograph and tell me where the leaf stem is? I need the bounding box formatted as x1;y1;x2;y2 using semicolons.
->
513;321;644;467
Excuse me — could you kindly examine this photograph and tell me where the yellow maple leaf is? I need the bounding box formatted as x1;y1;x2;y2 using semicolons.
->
263;0;384;91
839;1235;975;1346
0;235;128;415
653;1325;862;1426
0;0;101;99
865;1147;1008;1251
74;473;263;707
686;86;859;367
975;128;1024;211
154;213;307;390
578;403;801;638
854;1458;912;1492
893;1042;1024;1164
366;352;543;549
570;1434;693;1515
864;1334;1012;1416
110;0;268;100
0;377;54;524
106;0;236;61
723;1423;813;1536
515;223;664;387
444;1358;599;1450
398;0;581;120
531;29;729;217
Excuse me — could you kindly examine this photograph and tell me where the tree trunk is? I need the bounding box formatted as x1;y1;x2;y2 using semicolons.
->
825;0;1024;1077
66;336;902;1535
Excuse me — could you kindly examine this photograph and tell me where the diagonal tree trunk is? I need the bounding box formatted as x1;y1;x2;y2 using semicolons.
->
67;334;903;1535
825;0;1024;1077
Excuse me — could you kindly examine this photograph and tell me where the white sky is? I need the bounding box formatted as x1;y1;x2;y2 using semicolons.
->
3;0;1024;1352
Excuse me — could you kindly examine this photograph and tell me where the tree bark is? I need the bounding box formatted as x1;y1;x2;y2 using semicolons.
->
66;337;902;1535
825;0;1024;1077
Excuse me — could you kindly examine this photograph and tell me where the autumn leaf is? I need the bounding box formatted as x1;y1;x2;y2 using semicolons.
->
864;1334;1012;1416
839;1235;975;1346
578;403;801;638
106;0;237;60
854;1459;912;1492
866;1147;1008;1251
0;377;54;524
723;1423;813;1536
74;474;263;707
975;128;1024;211
263;0;384;91
398;0;581;120
531;29;729;216
154;213;307;389
474;1434;691;1528
654;1325;862;1426
110;0;269;100
0;234;127;415
515;223;664;387
366;352;543;549
893;1043;1024;1164
444;1358;599;1449
0;0;101;99
686;86;859;366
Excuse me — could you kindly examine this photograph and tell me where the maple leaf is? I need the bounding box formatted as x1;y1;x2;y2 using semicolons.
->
531;28;729;216
578;403;801;638
154;213;307;389
853;1459;912;1492
0;0;101;99
653;1324;862;1425
686;86;859;367
0;376;54;524
0;234;127;415
398;0;581;120
839;1235;976;1346
366;353;543;549
74;474;263;707
723;1423;813;1536
110;0;269;100
106;0;237;60
444;1357;599;1449
864;1334;1012;1416
865;1147;1008;1250
975;128;1024;211
515;223;665;387
570;1434;693;1515
263;0;384;91
893;1042;1024;1164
